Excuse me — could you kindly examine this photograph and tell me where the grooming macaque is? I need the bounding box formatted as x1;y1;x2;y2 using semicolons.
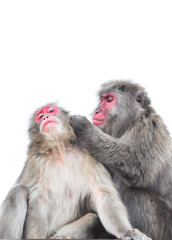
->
70;80;172;240
0;103;150;239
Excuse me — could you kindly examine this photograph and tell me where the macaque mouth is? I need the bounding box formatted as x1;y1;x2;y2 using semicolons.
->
92;109;106;125
92;118;105;125
41;119;58;132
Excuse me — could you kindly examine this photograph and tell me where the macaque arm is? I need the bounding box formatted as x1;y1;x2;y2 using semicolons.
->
90;166;151;240
50;213;98;239
90;164;132;238
0;185;27;239
24;198;48;239
70;115;156;187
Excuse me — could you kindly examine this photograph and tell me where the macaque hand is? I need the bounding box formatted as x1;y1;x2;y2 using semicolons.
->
70;115;93;147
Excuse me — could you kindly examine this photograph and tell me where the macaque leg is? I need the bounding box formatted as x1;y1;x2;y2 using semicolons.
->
24;199;48;239
50;213;99;239
0;185;27;239
94;190;132;238
92;187;151;240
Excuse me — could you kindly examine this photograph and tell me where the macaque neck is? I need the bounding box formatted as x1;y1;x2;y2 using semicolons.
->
28;134;76;162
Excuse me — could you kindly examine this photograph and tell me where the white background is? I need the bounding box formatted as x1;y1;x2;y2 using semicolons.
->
0;0;172;205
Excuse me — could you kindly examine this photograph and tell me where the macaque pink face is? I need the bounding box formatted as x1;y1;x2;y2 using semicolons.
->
35;105;59;132
92;93;116;125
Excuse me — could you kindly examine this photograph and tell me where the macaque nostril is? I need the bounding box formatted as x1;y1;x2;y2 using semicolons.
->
43;115;49;120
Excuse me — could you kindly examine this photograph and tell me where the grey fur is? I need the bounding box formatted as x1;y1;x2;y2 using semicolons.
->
70;80;172;240
0;185;27;239
0;103;150;239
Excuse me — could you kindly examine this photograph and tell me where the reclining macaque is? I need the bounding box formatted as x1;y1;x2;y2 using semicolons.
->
0;104;150;239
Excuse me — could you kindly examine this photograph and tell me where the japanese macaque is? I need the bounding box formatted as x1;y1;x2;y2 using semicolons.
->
70;80;172;240
0;103;150;240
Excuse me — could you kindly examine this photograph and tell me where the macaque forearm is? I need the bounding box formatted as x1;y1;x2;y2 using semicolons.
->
93;190;132;237
74;122;146;187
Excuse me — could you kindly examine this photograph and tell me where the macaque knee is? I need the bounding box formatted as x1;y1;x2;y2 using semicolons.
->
0;185;28;239
5;185;27;206
84;213;98;221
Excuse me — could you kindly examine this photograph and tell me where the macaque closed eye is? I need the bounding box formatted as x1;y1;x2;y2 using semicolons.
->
107;95;114;102
100;94;116;105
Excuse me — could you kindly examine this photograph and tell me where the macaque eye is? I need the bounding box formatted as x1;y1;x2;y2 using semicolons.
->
38;113;44;119
107;96;114;103
49;109;54;113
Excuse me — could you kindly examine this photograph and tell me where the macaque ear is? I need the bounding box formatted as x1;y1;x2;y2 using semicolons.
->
135;91;151;108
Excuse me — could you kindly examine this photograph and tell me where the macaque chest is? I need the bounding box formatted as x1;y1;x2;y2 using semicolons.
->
44;149;92;231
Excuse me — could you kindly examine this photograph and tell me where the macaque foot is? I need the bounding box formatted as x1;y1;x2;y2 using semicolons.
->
121;229;152;240
50;229;90;239
50;213;98;239
51;233;88;239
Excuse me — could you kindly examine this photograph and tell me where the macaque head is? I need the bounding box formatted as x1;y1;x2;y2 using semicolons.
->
92;80;151;136
28;103;72;141
35;105;59;132
92;93;117;126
